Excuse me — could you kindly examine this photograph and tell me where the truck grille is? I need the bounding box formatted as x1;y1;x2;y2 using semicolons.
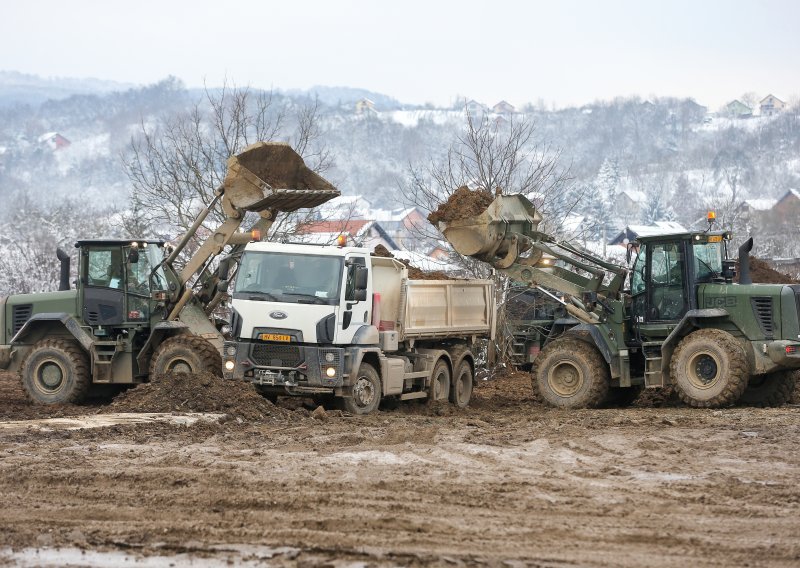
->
251;342;302;368
12;304;32;335
751;297;774;338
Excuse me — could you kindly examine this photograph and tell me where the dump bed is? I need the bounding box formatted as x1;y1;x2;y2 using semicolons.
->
371;257;495;341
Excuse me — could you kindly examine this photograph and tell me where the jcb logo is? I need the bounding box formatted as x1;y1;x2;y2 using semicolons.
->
705;297;737;308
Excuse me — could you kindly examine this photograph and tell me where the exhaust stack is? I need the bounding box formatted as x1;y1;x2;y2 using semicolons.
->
56;248;70;291
738;237;754;285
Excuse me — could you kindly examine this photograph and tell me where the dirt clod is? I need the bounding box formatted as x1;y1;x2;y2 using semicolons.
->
427;186;494;225
372;245;452;280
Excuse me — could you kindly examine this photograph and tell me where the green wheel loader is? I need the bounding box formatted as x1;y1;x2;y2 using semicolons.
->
437;194;799;409
0;142;339;404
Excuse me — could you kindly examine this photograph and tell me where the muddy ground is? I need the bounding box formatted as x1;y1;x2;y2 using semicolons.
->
1;371;799;567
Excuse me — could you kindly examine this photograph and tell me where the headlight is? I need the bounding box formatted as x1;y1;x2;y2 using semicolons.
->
226;345;237;356
325;352;335;363
325;367;336;378
225;360;235;371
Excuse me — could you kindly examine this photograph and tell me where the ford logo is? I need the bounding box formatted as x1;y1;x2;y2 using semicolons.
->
269;311;288;320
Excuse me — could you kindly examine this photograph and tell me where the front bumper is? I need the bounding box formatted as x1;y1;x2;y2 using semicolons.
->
223;340;345;389
766;340;800;367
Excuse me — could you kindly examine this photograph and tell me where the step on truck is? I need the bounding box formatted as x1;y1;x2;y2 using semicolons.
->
222;242;495;414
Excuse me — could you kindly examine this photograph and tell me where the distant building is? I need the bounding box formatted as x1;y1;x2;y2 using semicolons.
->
771;188;800;221
724;100;753;118
759;94;786;116
464;100;487;116
617;189;646;221
492;100;516;115
37;132;70;150
355;98;376;114
295;219;397;250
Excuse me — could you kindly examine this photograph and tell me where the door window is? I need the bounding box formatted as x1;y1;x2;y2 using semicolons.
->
648;242;687;321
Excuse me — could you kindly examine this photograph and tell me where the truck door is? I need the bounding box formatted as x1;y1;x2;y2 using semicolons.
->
336;256;371;344
82;246;125;326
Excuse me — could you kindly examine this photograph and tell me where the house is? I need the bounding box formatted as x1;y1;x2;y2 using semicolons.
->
608;221;687;247
464;100;487;116
617;189;646;221
37;132;71;150
739;197;778;220
355;98;376;114
771;188;800;221
492;100;516;115
369;206;431;251
295;219;398;250
724;100;753;118
760;94;786;116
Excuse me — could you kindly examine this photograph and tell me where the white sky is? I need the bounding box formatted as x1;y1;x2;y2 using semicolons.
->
2;0;799;109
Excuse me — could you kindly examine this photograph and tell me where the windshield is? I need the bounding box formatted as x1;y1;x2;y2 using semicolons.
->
234;251;343;305
693;242;723;281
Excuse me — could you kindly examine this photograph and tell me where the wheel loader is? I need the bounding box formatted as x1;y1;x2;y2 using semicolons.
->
0;142;339;404
436;194;799;408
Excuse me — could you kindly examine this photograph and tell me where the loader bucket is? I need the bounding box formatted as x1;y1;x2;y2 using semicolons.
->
222;142;339;215
438;194;543;260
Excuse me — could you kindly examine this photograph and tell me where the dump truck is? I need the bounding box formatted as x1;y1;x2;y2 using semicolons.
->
437;194;798;408
0;142;339;404
222;241;495;413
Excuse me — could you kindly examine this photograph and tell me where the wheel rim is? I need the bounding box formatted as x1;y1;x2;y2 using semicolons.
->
433;370;448;400
353;376;375;408
548;360;584;397
686;351;720;389
165;357;194;374
35;360;66;393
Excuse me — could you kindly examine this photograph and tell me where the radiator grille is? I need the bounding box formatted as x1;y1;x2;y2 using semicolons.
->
251;342;302;368
751;297;774;338
12;304;32;335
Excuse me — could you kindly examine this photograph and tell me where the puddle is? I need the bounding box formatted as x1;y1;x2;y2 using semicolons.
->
0;412;224;432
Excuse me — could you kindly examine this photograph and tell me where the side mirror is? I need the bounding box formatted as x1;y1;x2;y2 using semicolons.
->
355;266;369;291
128;248;140;264
217;256;232;281
354;289;367;302
626;243;635;264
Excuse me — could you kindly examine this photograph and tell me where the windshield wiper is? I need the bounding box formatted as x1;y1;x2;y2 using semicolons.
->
242;291;278;301
283;292;328;304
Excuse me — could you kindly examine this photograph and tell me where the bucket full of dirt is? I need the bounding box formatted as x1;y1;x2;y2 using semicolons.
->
432;190;542;260
222;142;340;215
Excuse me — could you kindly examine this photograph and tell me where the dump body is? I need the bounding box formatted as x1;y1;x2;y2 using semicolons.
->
224;242;494;412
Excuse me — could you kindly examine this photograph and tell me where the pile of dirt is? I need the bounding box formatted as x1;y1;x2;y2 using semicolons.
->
427;186;494;225
231;142;335;191
372;244;452;280
110;372;290;422
742;256;800;284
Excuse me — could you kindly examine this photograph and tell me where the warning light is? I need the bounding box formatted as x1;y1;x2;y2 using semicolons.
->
336;234;347;247
251;229;262;241
707;211;716;221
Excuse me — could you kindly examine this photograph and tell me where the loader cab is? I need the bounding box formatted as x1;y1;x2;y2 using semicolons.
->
76;239;165;330
629;231;730;342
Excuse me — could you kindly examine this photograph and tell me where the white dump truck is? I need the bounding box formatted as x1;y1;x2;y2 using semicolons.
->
222;241;495;413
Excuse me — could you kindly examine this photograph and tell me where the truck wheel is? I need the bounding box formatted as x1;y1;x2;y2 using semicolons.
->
20;339;90;404
450;359;473;408
739;370;796;407
428;359;451;404
532;337;609;408
342;363;381;415
670;329;748;408
149;335;222;377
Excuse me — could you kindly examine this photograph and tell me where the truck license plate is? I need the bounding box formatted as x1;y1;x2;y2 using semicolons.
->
259;333;291;342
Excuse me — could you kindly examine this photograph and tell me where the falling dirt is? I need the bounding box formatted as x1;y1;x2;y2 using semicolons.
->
1;370;799;566
427;186;495;225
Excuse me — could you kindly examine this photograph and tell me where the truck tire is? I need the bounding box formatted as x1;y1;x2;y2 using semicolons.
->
149;335;222;377
450;359;473;408
428;358;451;404
531;337;609;408
20;338;90;404
342;362;381;415
670;329;748;408
739;370;796;407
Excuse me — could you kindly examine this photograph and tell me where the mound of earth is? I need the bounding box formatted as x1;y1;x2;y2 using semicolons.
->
110;372;289;422
427;186;494;225
742;256;800;284
372;244;452;280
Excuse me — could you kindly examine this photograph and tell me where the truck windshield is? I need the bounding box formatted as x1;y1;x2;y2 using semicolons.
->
234;251;343;305
693;242;723;281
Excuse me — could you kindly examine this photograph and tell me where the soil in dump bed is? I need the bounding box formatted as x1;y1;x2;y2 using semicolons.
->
234;143;335;191
372;245;452;280
740;256;800;284
110;372;289;422
427;186;494;225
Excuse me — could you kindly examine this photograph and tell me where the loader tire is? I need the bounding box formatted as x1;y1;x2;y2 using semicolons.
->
341;362;381;415
670;329;748;408
20;338;90;405
149;335;222;378
739;370;796;408
532;336;609;408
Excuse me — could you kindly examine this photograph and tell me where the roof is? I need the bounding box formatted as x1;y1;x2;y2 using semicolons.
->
74;239;165;247
742;198;777;211
608;222;687;245
760;94;785;104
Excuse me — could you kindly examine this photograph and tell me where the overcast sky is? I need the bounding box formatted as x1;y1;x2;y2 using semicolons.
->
2;0;798;109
